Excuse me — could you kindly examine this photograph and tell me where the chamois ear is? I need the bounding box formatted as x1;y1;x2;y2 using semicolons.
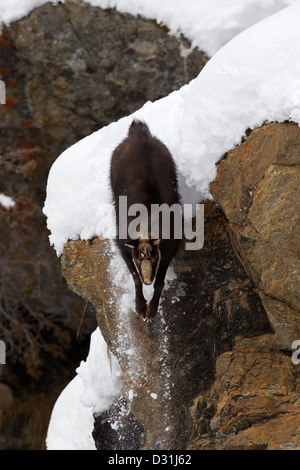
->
153;239;161;246
125;239;139;249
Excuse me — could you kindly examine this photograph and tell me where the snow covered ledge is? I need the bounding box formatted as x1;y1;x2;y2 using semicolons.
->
43;0;300;255
44;2;300;450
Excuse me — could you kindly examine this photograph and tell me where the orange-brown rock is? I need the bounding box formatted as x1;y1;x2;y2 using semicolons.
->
61;204;272;450
60;124;300;451
212;122;300;350
189;335;300;450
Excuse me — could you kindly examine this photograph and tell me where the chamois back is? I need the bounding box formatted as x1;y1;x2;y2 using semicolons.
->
110;119;179;216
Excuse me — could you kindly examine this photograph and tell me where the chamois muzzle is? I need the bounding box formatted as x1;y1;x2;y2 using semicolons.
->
140;259;154;285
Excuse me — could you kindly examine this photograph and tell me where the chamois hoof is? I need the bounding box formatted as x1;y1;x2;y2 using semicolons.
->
143;317;152;323
144;301;157;322
134;298;147;319
143;315;153;324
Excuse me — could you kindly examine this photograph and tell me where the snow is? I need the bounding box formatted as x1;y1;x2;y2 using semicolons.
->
46;328;122;450
46;375;94;450
90;0;295;57
4;0;297;451
0;193;15;209
0;0;295;57
0;0;59;25
177;2;300;193
43;0;300;256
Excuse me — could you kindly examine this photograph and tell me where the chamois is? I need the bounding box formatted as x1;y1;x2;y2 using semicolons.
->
110;119;180;320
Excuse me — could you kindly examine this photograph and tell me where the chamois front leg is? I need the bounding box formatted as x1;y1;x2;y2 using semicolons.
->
132;271;147;318
121;246;147;318
146;262;169;320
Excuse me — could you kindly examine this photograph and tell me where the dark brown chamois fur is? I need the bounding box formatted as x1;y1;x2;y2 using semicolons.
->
110;119;180;320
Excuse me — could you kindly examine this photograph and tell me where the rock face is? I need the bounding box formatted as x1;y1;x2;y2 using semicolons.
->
0;0;207;365
196;121;300;450
0;0;207;449
8;0;207;149
211;122;300;351
61;122;300;450
61;203;272;450
1;0;299;452
189;334;300;450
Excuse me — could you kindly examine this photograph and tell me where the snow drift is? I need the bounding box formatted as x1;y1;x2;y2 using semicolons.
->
0;0;294;57
42;0;300;450
43;0;300;255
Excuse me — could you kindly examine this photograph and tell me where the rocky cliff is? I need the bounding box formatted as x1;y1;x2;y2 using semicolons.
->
193;122;300;450
0;0;207;449
5;0;206;150
0;0;299;452
61;122;300;451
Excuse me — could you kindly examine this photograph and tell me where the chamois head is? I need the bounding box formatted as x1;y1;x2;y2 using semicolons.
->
125;238;161;285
